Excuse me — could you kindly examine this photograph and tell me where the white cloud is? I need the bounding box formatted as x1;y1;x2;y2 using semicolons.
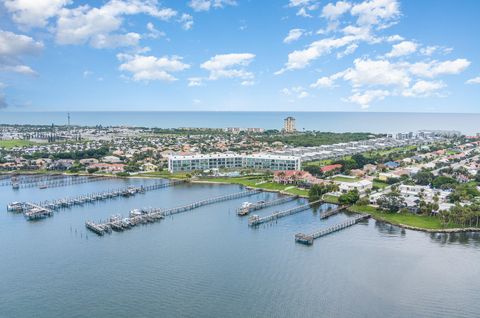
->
241;80;255;86
55;0;177;47
188;0;237;12
146;22;165;39
409;59;471;78
179;13;193;30
117;53;190;82
337;43;358;58
386;34;403;42
311;76;335;88
0;64;37;75
402;80;445;97
342;58;411;88
90;32;141;49
288;0;319;18
201;53;255;80
0;30;43;76
321;56;470;108
420;46;437;56
0;30;44;56
466;77;480;85
3;0;70;28
346;89;390;108
83;70;93;78
282;86;309;99
386;40;417;58
321;1;352;20
350;0;400;27
283;29;304;44
188;77;204;87
276;34;367;73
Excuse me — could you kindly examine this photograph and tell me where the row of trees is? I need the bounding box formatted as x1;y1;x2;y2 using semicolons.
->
23;146;110;160
441;204;480;227
308;183;339;201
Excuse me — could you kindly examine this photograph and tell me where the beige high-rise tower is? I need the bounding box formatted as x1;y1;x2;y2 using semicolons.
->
283;116;296;133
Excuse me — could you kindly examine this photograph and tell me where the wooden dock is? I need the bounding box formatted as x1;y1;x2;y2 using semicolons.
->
295;214;371;245
86;190;259;236
319;205;347;219
236;195;299;216
1;175;114;189
23;203;53;220
8;180;186;220
248;199;323;226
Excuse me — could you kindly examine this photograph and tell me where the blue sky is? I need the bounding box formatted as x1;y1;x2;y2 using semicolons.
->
0;0;479;112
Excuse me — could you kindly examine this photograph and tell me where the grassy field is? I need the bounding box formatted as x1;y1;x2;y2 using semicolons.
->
372;180;389;189
138;171;191;179
0;140;37;149
323;194;339;204
332;176;359;183
348;205;456;230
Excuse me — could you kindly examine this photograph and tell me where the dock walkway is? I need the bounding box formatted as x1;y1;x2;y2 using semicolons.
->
248;199;323;226
319;205;347;219
295;214;371;245
236;195;298;216
8;180;186;220
1;175;113;189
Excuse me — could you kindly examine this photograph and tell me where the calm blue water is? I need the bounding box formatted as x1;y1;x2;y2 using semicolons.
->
1;111;479;134
0;178;479;317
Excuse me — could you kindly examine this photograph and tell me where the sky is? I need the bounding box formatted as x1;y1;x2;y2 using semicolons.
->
0;0;479;112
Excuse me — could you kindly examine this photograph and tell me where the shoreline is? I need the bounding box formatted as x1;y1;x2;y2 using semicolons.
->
4;171;480;234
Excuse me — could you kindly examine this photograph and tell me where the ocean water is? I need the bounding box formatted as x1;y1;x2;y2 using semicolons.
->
0;178;479;318
1;111;479;134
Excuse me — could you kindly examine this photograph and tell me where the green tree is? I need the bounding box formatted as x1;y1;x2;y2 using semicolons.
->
377;192;406;213
338;189;360;205
414;169;434;185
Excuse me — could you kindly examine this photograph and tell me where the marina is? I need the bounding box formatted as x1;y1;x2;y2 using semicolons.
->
1;179;480;317
7;179;186;220
295;214;371;245
248;199;324;226
22;203;54;220
0;174;114;189
86;189;259;236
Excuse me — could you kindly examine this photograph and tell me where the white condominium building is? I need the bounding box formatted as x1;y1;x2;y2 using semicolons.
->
168;153;301;173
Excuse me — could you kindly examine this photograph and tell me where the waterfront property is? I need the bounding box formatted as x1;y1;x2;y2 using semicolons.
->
168;153;301;173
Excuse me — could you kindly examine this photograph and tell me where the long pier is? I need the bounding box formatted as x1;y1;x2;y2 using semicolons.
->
236;195;299;216
8;180;186;220
2;175;114;189
248;199;323;226
319;205;347;219
295;214;371;245
86;190;259;236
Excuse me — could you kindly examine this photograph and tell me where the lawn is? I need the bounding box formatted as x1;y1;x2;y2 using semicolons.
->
323;194;339;204
348;205;456;230
332;176;359;183
372;180;389;189
138;171;191;179
0;140;37;149
198;176;308;196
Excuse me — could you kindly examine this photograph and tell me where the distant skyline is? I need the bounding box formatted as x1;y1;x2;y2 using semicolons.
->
0;0;479;112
